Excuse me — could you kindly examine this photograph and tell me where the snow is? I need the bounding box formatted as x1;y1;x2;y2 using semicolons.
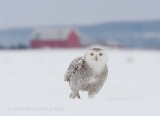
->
0;49;160;116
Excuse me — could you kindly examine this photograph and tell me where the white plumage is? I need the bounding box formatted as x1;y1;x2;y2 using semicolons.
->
64;48;108;99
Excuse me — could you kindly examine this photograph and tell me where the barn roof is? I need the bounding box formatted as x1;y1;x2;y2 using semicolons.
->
31;27;76;40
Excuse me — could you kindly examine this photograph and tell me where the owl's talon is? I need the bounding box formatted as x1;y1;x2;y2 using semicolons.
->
88;92;96;98
69;91;80;99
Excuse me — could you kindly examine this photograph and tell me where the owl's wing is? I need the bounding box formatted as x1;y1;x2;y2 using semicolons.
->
64;56;84;81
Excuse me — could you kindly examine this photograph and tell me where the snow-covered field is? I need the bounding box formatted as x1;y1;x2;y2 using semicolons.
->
0;48;160;116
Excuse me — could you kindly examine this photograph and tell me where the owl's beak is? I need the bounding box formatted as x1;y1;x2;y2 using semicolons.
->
95;56;98;61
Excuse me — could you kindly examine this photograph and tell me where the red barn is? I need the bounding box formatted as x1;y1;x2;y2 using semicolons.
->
30;28;81;48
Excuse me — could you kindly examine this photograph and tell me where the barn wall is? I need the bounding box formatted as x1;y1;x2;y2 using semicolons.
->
66;31;80;47
30;30;81;48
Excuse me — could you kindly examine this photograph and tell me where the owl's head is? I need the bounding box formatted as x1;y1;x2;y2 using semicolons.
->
84;48;107;65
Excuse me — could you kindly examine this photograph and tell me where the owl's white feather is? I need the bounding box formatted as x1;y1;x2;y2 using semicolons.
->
64;48;108;99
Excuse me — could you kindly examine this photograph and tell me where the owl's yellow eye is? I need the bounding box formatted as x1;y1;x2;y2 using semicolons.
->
99;53;103;56
90;53;94;56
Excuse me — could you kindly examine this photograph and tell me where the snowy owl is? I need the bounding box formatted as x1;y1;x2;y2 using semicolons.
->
64;48;108;99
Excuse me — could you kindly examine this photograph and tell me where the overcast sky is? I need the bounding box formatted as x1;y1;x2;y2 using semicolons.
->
0;0;159;29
